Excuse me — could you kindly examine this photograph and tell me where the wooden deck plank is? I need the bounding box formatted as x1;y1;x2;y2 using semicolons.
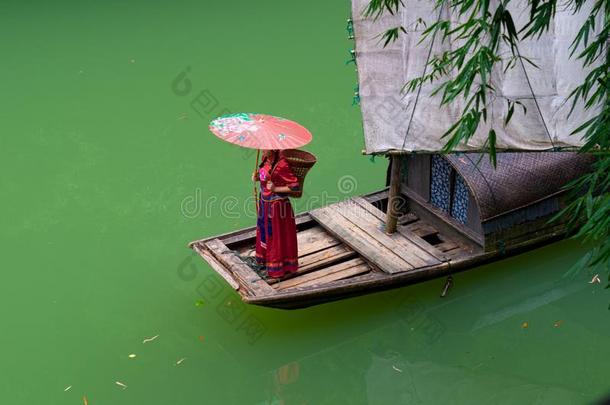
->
276;257;366;290
235;226;341;259
396;225;449;261
294;263;371;288
268;244;357;285
334;199;443;268
192;243;240;290
436;240;459;252
310;206;414;274
406;222;439;238
332;201;431;268
297;226;342;257
351;197;448;262
299;244;354;269
204;239;277;296
444;246;464;255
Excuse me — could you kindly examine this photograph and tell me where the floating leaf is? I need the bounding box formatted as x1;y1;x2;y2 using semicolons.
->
589;274;601;284
142;335;159;344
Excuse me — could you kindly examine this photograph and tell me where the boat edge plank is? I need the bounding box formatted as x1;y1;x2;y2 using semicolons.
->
204;238;277;296
276;257;366;290
192;243;241;290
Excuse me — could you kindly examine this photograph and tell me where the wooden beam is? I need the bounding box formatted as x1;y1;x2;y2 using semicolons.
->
192;243;241;290
333;200;433;268
267;244;357;285
401;185;484;247
275;257;367;290
351;196;448;262
288;263;370;289
310;206;414;274
205;239;277;297
296;226;342;257
386;155;403;234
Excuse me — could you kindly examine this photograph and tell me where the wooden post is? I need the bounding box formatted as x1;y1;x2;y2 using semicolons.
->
386;155;403;234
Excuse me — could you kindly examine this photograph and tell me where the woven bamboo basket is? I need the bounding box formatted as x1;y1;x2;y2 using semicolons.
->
281;149;317;198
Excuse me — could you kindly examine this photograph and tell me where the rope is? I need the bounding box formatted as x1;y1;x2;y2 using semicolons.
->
401;4;445;150
498;239;506;255
515;45;557;150
236;252;267;278
401;10;556;151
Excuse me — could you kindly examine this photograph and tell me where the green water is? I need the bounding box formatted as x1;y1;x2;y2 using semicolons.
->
1;1;609;404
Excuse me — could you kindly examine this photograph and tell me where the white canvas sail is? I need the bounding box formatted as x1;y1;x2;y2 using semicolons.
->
351;0;604;153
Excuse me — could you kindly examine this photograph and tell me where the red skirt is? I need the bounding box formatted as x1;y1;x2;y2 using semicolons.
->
255;196;298;278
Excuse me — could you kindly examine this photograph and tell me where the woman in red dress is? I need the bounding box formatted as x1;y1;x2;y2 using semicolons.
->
253;150;300;278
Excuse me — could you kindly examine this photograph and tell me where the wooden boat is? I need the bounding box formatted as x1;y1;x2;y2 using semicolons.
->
189;152;594;309
189;0;597;308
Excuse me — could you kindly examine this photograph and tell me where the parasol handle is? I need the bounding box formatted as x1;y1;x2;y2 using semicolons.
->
253;149;260;214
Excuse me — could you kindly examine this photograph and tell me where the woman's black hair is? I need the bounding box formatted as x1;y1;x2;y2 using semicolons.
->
259;150;279;168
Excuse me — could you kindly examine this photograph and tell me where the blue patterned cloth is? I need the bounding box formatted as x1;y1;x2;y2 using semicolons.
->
430;155;451;214
451;174;469;224
430;155;469;224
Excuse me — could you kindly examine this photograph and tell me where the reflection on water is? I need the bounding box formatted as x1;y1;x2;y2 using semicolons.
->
234;239;607;405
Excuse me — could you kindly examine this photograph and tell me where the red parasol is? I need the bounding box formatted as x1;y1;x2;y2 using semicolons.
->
209;113;312;150
209;113;313;207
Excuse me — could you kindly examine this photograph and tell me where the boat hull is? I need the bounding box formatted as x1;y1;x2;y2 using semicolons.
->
188;189;569;309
